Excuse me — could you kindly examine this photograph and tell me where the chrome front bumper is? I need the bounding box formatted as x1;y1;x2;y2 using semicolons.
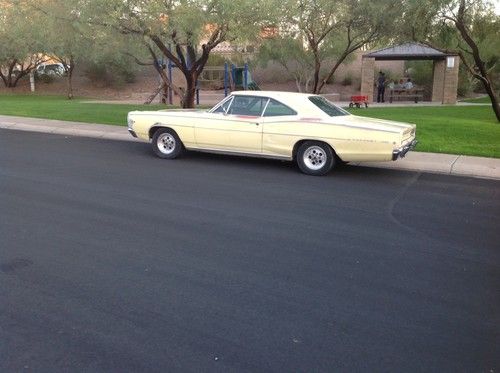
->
128;128;138;138
392;139;418;161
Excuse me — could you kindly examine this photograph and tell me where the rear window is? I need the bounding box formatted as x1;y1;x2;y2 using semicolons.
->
263;99;297;117
309;96;349;117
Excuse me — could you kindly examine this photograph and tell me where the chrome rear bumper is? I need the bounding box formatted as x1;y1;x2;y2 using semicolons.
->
392;139;418;161
128;128;138;138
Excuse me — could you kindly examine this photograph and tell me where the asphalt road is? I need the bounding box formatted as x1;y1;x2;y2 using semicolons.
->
1;128;499;372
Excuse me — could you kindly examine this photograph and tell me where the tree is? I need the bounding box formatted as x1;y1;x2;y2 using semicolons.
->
271;0;396;94
0;2;46;87
76;0;272;108
257;37;315;92
31;0;82;99
400;0;499;121
442;0;499;121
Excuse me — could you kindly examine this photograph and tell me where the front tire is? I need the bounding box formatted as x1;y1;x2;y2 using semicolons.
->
152;128;184;159
296;141;335;176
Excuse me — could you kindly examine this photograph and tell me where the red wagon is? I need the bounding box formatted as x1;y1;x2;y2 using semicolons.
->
349;95;369;108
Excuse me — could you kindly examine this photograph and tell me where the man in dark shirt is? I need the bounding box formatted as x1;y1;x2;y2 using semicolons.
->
377;71;386;103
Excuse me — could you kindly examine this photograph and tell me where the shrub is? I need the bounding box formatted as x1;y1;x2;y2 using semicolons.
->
35;73;56;84
83;60;136;87
342;74;352;86
405;61;433;86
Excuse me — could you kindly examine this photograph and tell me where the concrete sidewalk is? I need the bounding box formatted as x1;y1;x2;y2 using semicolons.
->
1;114;499;180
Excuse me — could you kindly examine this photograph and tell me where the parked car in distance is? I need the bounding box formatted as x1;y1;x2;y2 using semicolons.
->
36;63;66;77
127;91;417;176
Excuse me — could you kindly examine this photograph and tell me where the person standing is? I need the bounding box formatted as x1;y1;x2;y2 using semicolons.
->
377;71;386;103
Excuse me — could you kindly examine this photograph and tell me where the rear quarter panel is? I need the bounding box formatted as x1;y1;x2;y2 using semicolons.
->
262;119;399;162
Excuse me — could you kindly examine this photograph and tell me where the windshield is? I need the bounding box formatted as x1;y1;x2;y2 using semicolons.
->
309;96;349;117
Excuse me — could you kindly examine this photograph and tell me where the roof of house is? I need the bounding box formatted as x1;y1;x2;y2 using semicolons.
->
363;42;455;60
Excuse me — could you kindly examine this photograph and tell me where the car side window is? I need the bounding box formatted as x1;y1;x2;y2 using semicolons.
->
229;96;268;116
212;97;233;114
263;99;297;117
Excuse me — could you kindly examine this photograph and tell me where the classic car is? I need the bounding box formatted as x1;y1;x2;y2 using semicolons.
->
127;91;417;176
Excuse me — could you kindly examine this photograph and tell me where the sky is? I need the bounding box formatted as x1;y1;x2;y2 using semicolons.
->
494;0;500;14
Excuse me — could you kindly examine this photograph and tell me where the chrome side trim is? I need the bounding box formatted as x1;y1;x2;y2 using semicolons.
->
208;96;234;113
185;146;292;161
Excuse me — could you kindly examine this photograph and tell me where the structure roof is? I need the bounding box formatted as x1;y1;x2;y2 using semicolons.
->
363;42;454;60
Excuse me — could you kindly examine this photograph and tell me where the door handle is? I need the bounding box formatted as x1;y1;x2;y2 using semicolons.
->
255;123;259;126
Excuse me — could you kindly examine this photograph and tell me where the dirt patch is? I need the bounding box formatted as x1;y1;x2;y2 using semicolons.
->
0;63;365;104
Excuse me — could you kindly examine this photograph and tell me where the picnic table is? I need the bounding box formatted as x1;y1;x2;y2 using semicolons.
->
388;88;425;103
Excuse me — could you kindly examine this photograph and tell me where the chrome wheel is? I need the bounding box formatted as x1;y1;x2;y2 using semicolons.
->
157;133;176;155
303;145;327;170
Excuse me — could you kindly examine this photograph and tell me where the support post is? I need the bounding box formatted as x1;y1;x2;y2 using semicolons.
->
360;57;375;103
431;59;445;103
224;62;228;97
443;56;459;104
244;63;248;90
231;64;236;90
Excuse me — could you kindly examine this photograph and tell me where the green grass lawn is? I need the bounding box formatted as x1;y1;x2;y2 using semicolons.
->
460;96;492;104
350;105;500;158
1;94;499;158
0;94;171;126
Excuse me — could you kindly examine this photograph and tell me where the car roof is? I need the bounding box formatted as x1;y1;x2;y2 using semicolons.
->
231;90;317;100
228;90;330;117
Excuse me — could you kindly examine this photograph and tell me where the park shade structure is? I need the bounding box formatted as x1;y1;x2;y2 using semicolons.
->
361;42;459;104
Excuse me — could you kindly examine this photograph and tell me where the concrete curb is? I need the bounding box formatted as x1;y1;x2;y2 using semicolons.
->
1;115;499;181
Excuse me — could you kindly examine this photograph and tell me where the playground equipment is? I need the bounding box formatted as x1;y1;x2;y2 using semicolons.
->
199;63;260;96
229;64;260;92
162;58;260;105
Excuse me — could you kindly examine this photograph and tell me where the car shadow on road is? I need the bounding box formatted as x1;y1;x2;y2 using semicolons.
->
126;140;421;181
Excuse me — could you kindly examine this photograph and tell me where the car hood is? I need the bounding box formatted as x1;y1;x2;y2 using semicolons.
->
332;115;415;133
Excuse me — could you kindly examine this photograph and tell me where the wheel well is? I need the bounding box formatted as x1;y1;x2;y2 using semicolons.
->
149;125;175;139
293;140;342;161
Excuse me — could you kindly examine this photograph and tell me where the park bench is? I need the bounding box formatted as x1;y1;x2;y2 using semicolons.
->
388;88;424;103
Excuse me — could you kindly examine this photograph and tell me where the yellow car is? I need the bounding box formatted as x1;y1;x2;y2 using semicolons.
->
127;91;417;176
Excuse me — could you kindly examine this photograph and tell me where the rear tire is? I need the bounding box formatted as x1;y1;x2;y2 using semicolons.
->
296;141;335;176
152;128;184;159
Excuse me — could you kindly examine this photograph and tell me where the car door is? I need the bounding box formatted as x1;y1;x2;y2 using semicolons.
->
195;95;267;154
261;98;299;157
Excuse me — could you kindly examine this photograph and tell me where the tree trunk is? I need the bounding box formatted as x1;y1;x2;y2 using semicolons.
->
454;0;499;122
162;83;168;104
12;70;29;87
0;70;7;87
312;58;321;94
6;60;16;87
484;79;500;122
67;69;74;100
66;57;74;100
317;50;350;93
294;77;302;92
182;72;197;109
